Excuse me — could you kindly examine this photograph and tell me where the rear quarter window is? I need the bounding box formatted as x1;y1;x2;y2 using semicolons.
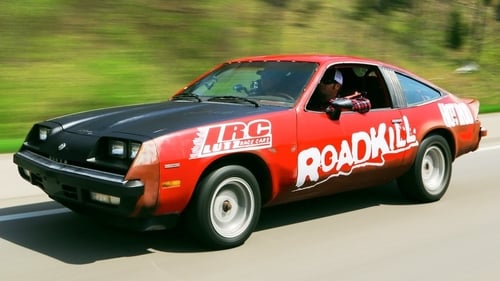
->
396;73;441;106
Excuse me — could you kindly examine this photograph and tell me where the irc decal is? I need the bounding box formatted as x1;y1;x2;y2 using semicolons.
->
190;119;272;159
295;116;418;190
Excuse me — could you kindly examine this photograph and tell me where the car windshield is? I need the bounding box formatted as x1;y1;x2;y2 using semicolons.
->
181;61;317;106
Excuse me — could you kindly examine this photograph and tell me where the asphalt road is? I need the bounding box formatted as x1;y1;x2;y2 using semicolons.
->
1;113;499;281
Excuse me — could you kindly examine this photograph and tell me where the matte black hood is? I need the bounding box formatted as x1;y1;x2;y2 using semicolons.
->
49;101;286;138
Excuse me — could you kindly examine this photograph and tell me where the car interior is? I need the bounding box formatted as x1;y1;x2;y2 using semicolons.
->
307;65;392;111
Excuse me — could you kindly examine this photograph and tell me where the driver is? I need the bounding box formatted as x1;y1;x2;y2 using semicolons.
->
258;70;281;94
254;65;289;95
308;69;371;113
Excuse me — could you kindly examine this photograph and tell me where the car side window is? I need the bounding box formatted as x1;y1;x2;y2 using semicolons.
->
306;64;392;111
396;73;441;106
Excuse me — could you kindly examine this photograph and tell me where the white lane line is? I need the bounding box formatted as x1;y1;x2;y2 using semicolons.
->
0;208;70;222
479;144;500;152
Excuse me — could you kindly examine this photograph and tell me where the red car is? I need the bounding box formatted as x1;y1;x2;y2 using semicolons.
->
13;55;487;249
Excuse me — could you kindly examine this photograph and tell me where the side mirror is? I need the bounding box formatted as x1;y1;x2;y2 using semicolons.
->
326;98;353;120
327;109;341;120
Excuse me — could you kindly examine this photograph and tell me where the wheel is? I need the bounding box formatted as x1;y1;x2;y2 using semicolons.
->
186;165;261;249
397;135;452;203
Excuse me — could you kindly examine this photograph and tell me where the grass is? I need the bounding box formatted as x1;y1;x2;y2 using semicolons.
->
0;139;23;154
1;0;499;153
479;104;500;113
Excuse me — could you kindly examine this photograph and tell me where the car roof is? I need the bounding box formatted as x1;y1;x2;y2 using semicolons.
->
226;54;389;66
226;54;416;76
225;54;446;95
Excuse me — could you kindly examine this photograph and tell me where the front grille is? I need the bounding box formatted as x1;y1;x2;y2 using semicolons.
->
38;150;128;175
31;173;44;190
49;156;68;164
62;185;79;200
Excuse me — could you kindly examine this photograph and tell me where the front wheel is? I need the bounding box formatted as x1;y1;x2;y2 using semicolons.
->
397;135;452;203
186;165;261;249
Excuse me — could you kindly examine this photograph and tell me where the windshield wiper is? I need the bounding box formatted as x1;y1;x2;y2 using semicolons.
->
207;96;260;107
171;92;202;102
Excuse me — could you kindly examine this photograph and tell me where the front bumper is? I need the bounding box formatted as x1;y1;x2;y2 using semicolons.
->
13;150;178;230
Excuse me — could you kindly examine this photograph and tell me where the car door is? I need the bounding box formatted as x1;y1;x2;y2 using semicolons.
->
295;109;411;194
292;64;418;199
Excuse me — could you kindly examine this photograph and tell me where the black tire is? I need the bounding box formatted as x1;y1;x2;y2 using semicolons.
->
186;165;261;249
397;135;452;203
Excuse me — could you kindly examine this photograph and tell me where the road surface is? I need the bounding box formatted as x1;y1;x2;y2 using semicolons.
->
1;113;499;281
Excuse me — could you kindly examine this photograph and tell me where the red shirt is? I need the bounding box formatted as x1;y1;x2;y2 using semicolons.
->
350;97;371;113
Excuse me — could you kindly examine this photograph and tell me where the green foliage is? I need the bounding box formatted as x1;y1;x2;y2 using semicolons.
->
0;0;499;153
355;0;414;15
0;139;23;153
447;9;466;49
261;0;292;8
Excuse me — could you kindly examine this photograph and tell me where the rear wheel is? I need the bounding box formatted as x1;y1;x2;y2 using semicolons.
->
397;135;452;203
187;165;261;249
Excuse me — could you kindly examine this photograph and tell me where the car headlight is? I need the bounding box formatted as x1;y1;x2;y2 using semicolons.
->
110;140;126;158
130;142;141;159
39;127;50;141
109;139;142;160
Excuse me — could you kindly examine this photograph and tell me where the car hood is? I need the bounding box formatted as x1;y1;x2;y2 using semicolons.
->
49;101;286;138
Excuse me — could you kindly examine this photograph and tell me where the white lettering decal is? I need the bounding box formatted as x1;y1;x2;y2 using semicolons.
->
190;119;272;159
295;116;418;190
352;131;371;164
296;148;321;187
438;103;474;127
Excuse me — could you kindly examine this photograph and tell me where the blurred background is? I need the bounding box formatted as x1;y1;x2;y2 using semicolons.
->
1;0;499;151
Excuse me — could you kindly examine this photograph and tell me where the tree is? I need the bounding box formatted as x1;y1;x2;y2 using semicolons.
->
469;0;492;60
496;2;500;21
447;9;466;49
